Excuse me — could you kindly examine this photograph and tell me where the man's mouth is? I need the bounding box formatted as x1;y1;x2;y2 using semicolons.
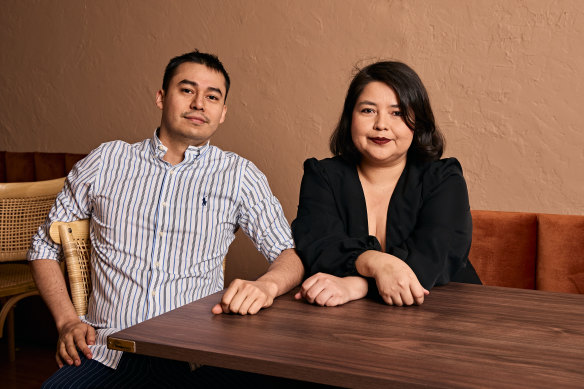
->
183;113;208;124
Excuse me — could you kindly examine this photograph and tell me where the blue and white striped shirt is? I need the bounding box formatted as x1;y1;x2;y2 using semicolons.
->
28;131;294;368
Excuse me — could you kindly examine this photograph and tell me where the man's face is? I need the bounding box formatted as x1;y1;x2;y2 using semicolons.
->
156;62;227;147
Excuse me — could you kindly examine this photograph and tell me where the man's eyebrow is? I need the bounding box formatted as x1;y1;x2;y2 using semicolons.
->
178;79;223;97
207;86;223;96
179;79;197;88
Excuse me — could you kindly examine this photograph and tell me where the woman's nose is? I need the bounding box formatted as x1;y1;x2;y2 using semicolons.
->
374;113;389;131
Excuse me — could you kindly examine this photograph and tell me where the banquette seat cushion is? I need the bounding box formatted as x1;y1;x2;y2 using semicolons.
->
470;210;584;294
0;151;86;183
537;213;584;293
469;210;537;289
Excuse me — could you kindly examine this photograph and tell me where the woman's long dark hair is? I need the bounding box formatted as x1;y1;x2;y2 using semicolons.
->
330;61;444;164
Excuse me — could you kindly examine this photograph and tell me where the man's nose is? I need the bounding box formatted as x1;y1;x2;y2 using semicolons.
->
191;93;204;110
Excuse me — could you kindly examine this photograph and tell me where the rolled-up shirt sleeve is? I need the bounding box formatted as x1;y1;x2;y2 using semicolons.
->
27;145;102;262
237;161;294;262
292;158;380;277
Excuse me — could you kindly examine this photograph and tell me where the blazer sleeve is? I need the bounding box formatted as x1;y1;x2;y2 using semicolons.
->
386;159;473;289
291;158;381;277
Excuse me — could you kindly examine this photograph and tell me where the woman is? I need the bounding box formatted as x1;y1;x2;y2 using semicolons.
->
291;61;481;307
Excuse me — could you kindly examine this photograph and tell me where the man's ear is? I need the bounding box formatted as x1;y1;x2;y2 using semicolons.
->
219;104;227;124
156;90;165;110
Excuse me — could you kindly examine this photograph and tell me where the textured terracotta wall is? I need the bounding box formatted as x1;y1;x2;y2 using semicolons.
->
2;1;583;279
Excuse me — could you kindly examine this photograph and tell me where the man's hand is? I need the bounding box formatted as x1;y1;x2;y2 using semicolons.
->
211;278;278;315
56;319;96;368
356;251;429;306
31;259;96;368
294;273;368;307
212;249;304;315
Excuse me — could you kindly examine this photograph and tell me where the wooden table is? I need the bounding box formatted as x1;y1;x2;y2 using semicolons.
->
108;283;584;388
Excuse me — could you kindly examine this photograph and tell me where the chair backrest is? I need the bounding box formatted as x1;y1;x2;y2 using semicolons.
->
0;177;65;262
49;219;91;316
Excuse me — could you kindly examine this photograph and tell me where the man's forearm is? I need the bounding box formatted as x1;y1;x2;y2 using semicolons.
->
256;248;304;297
31;259;80;330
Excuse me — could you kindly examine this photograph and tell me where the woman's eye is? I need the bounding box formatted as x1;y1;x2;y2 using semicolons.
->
182;88;193;94
392;111;403;116
361;108;375;114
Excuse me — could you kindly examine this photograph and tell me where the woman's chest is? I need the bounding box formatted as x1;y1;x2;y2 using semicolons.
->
362;186;394;250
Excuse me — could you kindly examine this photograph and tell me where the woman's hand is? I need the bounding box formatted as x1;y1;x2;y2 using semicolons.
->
356;251;429;306
294;273;368;307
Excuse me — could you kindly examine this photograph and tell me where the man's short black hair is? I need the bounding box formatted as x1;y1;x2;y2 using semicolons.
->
162;50;231;101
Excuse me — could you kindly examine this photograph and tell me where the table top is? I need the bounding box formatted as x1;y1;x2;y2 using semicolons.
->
108;283;584;388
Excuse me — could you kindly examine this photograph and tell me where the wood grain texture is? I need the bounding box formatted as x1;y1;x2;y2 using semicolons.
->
108;283;584;388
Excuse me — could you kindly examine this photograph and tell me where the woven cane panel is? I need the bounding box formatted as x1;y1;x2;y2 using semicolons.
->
0;194;57;261
0;263;36;297
75;238;92;304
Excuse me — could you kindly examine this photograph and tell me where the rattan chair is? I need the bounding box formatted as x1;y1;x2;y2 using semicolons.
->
47;219;227;317
49;219;91;317
0;177;65;361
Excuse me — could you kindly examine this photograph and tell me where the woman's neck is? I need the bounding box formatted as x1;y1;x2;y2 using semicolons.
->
357;157;407;187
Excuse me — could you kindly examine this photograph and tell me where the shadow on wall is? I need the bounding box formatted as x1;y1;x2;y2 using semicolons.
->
224;229;269;285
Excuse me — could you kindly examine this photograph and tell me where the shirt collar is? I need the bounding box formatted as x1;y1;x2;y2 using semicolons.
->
151;128;210;163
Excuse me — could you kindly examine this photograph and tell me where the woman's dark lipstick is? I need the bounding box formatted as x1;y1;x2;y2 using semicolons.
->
369;137;391;145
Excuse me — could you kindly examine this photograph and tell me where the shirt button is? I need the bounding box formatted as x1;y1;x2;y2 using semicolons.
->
155;261;161;268
162;201;168;207
151;289;157;296
159;231;163;237
170;170;176;176
158;145;165;151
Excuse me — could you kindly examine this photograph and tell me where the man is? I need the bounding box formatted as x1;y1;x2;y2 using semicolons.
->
29;50;304;387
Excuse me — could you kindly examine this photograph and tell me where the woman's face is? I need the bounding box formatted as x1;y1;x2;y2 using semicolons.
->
351;81;413;167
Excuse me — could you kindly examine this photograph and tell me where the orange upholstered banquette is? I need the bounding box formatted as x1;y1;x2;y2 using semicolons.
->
470;210;584;294
0;151;86;183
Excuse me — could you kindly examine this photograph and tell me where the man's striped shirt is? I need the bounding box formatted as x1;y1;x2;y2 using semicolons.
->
28;131;294;368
